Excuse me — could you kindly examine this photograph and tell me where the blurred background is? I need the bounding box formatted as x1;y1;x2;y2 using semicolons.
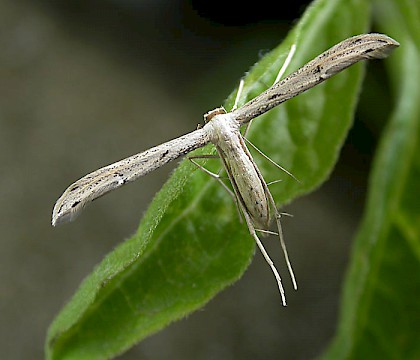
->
0;0;391;359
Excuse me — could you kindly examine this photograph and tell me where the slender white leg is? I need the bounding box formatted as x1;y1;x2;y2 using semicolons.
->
243;120;253;139
265;186;297;291
255;229;278;236
189;156;242;220
243;44;297;139
231;78;245;111
242;207;287;306
274;44;296;84
243;136;299;182
266;179;283;186
189;157;235;198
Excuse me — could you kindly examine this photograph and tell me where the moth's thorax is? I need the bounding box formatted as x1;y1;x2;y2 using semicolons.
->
203;110;240;145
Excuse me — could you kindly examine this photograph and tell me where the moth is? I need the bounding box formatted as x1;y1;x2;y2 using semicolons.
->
52;34;399;305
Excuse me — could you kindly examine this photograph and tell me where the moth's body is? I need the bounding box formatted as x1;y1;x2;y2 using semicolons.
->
205;110;270;230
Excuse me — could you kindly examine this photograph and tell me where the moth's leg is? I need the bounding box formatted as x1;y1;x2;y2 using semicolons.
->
266;179;283;186
273;43;296;84
243;136;299;182
241;204;287;306
264;183;297;291
188;156;242;219
242;120;253;139
255;229;278;236
188;154;219;160
230;77;255;137
231;78;245;112
242;43;296;139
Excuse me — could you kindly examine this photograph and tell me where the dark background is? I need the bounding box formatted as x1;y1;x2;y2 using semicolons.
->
0;1;387;359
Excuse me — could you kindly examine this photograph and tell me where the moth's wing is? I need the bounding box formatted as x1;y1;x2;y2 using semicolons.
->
52;128;209;226
233;34;399;124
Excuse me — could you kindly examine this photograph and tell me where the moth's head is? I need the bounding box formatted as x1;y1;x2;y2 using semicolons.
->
203;107;227;124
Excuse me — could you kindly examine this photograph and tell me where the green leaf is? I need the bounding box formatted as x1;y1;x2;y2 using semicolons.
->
322;0;420;359
46;0;380;358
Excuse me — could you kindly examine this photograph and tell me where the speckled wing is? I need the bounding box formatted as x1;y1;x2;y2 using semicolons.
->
233;33;399;124
52;128;209;226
